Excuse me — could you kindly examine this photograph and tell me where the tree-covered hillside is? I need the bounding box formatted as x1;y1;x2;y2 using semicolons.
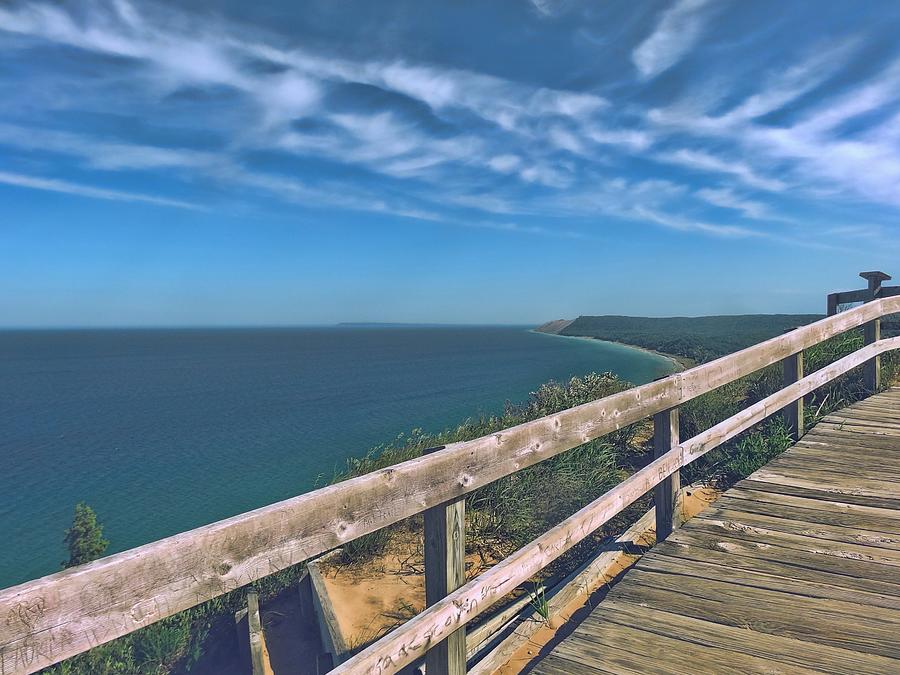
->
556;314;824;363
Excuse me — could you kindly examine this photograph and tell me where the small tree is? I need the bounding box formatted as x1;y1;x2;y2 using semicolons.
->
62;502;109;568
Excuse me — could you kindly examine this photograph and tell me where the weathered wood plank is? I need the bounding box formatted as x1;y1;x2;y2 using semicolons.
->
653;407;680;541
802;428;900;449
722;486;900;524
653;537;900;600
790;439;900;461
612;569;900;658
823;408;900;423
782;346;803;441
590;598;900;675
637;547;900;609
554;623;822;675
531;652;616;675
749;466;900;498
712;492;900;534
307;553;350;665
666;527;900;586
246;590;273;675
737;477;900;510
685;515;900;567
767;454;900;483
863;275;882;390
423;490;466;675
820;413;900;429
696;505;900;551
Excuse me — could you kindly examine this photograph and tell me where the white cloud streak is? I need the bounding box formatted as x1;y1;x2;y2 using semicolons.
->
632;0;713;79
0;170;200;209
1;0;898;247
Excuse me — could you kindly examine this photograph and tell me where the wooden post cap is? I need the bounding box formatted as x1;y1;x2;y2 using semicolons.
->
860;271;891;282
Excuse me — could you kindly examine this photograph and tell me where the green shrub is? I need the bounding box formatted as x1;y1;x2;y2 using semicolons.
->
62;503;108;569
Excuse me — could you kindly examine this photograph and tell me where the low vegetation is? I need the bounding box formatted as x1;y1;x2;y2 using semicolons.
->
42;324;899;674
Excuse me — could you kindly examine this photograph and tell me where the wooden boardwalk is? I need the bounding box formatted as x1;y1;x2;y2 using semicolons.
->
532;387;900;675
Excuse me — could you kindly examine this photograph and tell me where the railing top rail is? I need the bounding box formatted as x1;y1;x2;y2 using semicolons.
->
2;294;898;674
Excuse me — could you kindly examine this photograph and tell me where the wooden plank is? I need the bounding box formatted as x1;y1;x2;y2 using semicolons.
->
748;467;900;500
612;569;900;658
796;430;900;453
722;485;900;524
815;421;900;437
712;492;900;534
823;407;900;422
667;527;900;586
531;652;616;675
786;445;900;472
830;412;900;427
637;546;900;610
307;553;350;665
692;507;900;555
588;598;900;675
766;451;900;479
778;439;900;462
423;489;466;675
790;438;900;461
767;454;900;483
835;288;872;305
864;311;881;392
737;477;900;510
246;590;273;675
653;407;679;541
751;465;900;495
463;584;542;664
682;516;900;569
839;403;900;417
553;622;822;675
3;298;899;674
653;537;900;600
820;412;900;428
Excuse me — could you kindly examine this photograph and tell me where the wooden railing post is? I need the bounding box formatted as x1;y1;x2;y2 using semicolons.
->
861;271;890;393
246;589;271;675
423;446;466;675
653;408;679;541
782;339;804;442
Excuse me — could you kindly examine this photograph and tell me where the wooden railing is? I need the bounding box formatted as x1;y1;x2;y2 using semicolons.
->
1;273;899;675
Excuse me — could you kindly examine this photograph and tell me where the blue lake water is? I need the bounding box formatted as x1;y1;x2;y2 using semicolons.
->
0;326;675;588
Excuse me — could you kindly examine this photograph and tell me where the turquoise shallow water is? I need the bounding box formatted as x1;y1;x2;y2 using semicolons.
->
0;326;674;588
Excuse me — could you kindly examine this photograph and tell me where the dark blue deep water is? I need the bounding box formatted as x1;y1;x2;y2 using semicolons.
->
0;327;674;587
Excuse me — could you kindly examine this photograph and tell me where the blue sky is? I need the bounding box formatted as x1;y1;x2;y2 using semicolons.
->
1;0;899;326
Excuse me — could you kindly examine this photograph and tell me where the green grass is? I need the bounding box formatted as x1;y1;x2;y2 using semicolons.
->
528;584;550;624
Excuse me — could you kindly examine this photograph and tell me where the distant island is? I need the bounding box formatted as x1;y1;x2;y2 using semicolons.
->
536;314;824;364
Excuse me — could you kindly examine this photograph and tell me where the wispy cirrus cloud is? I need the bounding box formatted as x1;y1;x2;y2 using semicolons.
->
0;170;201;209
632;0;714;79
695;186;771;220
0;0;899;250
0;123;217;170
653;149;788;193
